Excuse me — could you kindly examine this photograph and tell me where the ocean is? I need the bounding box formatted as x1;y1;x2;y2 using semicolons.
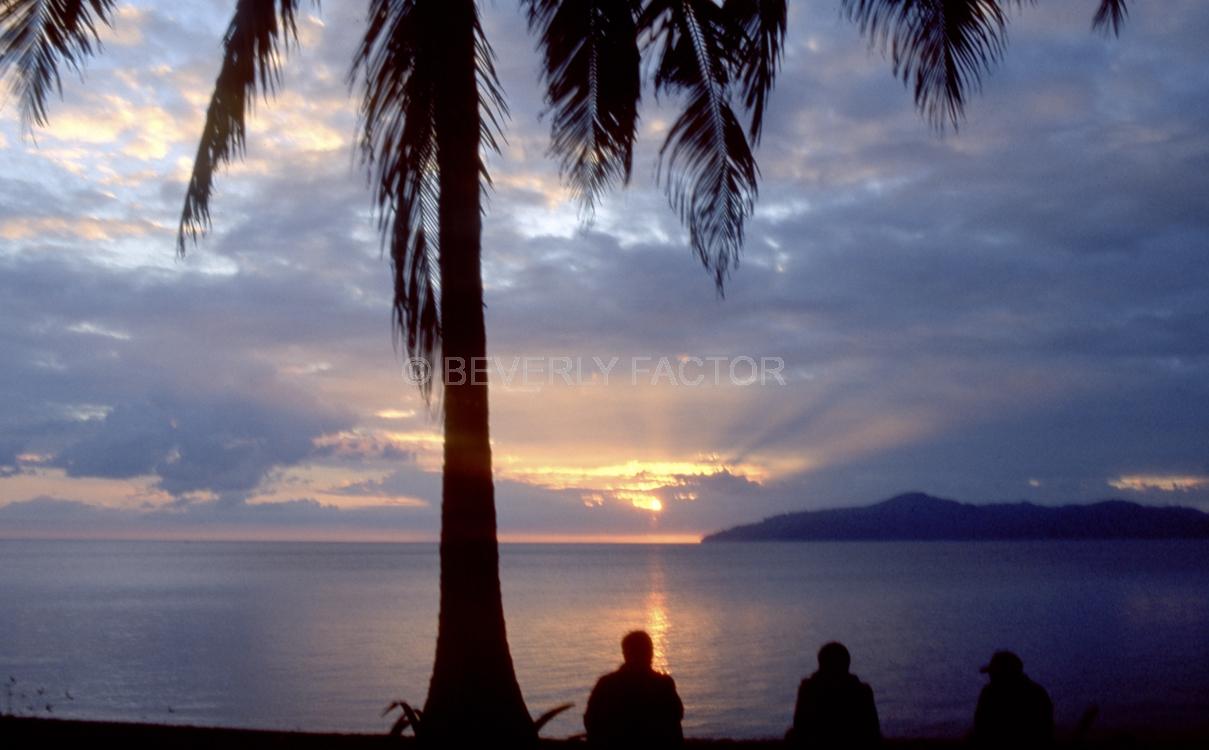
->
1;539;1207;739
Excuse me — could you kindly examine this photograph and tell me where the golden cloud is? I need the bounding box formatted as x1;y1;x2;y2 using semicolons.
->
497;457;766;514
0;216;163;242
1108;474;1209;492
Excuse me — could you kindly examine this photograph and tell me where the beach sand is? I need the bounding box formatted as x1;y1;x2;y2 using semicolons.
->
3;717;1208;749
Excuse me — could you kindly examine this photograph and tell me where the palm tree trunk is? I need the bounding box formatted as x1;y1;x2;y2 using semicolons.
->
422;0;535;745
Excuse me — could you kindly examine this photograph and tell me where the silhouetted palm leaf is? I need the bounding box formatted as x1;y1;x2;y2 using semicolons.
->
0;0;115;128
842;0;1017;130
1092;0;1127;36
381;698;423;737
642;0;760;291
353;0;506;398
845;0;1129;129
177;0;307;253
532;702;574;734
723;0;786;143
353;0;442;398
525;0;641;211
473;3;508;174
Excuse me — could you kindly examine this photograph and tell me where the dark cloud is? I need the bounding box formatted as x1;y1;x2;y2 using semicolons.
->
56;397;344;497
0;250;361;500
330;465;441;501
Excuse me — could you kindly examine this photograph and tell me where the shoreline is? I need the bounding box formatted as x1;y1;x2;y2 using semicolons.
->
4;717;1208;748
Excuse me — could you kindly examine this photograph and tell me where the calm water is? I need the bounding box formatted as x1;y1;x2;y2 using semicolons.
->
1;540;1207;739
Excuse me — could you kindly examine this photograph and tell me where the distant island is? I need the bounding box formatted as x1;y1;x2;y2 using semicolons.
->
703;492;1209;542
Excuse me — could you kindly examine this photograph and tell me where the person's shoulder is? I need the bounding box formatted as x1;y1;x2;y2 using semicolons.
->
644;670;679;700
797;674;822;697
1026;677;1052;702
592;669;625;692
840;673;874;698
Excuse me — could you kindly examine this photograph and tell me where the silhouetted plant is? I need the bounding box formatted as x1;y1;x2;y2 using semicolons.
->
532;701;575;734
383;699;423;738
383;698;572;739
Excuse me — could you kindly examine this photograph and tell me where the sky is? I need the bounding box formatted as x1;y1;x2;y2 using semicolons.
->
1;0;1207;542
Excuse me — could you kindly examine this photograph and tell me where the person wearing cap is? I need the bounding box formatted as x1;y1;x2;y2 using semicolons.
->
972;650;1054;748
584;630;684;748
787;641;881;748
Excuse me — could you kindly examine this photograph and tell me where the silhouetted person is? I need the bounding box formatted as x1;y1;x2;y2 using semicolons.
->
584;630;684;748
788;641;880;749
972;650;1054;748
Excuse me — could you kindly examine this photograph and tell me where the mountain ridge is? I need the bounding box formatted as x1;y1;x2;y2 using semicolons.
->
702;492;1209;542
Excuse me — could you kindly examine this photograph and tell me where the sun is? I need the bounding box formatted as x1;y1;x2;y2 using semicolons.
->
628;496;664;513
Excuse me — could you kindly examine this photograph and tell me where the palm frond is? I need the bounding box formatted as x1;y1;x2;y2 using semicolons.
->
525;0;641;211
723;0;786;143
352;0;507;399
382;699;424;738
533;702;574;734
641;0;759;292
842;0;1016;130
177;0;307;254
352;0;444;398
1091;0;1127;36
473;5;508;170
0;0;115;129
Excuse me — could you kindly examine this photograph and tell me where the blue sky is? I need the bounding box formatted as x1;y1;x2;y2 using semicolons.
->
1;0;1207;541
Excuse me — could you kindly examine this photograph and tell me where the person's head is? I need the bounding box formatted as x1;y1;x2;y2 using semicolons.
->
817;641;851;675
980;650;1024;683
621;630;654;669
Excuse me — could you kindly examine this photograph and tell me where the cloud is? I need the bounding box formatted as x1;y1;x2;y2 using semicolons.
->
1;1;1208;537
54;397;345;498
1109;475;1209;493
0;439;20;476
